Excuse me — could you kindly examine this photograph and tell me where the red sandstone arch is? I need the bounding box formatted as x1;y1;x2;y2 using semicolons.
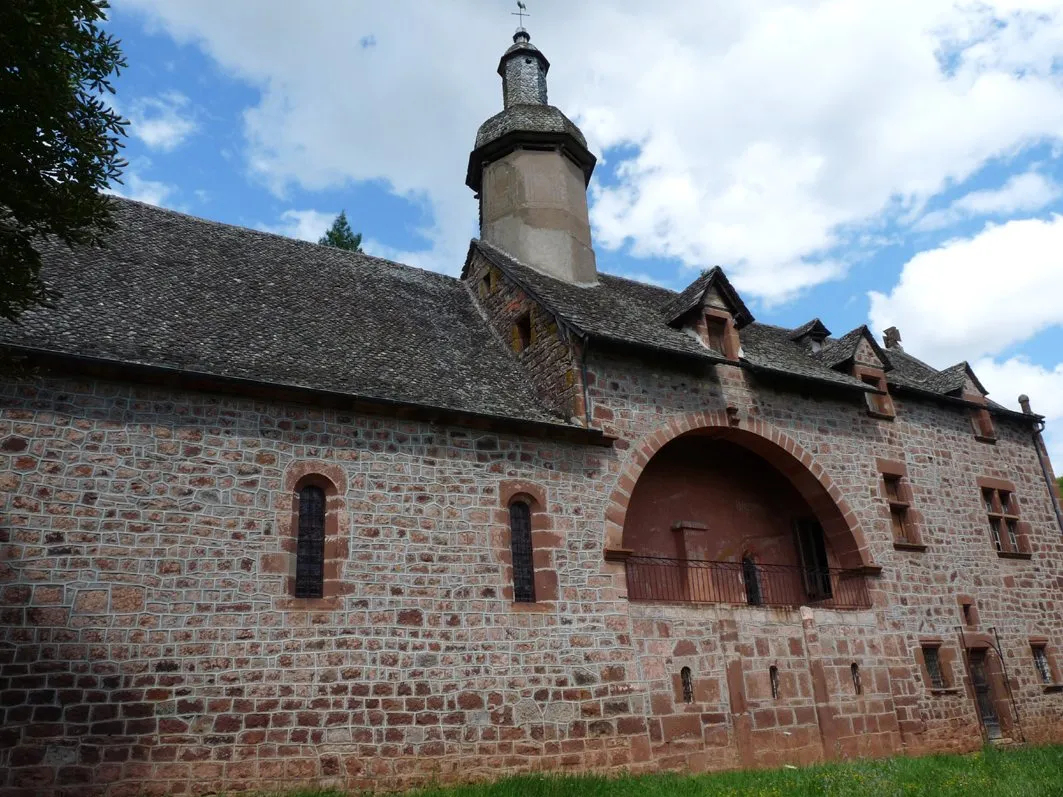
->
605;411;878;571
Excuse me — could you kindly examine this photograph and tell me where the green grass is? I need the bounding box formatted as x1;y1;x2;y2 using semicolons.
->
259;745;1063;797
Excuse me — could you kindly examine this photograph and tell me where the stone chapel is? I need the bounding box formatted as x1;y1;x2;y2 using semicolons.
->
2;26;1063;796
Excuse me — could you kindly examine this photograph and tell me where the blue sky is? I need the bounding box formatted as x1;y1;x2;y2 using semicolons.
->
104;1;1063;464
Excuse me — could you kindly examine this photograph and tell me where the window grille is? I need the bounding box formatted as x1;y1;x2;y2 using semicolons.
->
1033;647;1053;684
509;501;536;602
681;667;693;703
295;485;326;598
983;487;1021;554
851;663;862;695
923;647;945;689
769;665;780;699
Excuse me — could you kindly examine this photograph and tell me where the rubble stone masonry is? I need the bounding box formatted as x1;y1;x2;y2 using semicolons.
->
2;356;1063;795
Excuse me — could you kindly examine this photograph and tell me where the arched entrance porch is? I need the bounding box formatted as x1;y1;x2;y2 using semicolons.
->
605;415;879;609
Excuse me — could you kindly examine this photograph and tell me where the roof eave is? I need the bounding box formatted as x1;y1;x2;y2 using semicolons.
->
2;344;616;447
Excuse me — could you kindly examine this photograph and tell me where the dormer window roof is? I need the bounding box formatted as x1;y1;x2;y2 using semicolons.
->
790;318;832;352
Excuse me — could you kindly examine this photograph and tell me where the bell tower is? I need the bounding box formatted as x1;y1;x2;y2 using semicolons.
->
466;27;598;285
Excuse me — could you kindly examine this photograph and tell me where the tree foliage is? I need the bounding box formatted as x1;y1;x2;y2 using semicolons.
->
1056;475;1062;497
0;0;127;322
318;211;363;252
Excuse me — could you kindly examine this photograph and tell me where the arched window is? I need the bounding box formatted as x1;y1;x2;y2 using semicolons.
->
769;665;780;700
295;485;326;598
851;663;862;695
509;501;535;602
742;555;762;606
680;667;694;703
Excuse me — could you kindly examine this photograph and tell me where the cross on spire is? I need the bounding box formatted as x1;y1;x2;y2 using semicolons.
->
512;1;529;27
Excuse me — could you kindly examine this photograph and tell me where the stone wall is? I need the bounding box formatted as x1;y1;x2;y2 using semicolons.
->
2;352;1063;794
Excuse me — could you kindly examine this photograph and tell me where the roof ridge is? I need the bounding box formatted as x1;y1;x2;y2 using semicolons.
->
105;195;463;286
597;272;678;294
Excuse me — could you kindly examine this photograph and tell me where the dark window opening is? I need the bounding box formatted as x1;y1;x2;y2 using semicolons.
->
513;313;532;352
851;663;862;695
480;274;491;297
962;602;974;628
923;646;945;689
793;518;832;600
744;556;761;607
681;667;693;703
769;665;780;699
705;316;727;355
742;555;762;606
295;485;326;598
1006;519;1019;550
509;501;536;603
884;475;903;502
1033;646;1053;684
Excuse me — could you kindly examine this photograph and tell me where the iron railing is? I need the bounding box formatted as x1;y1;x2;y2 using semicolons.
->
624;556;871;610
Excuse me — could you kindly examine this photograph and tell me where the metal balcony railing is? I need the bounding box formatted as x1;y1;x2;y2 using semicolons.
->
624;555;871;610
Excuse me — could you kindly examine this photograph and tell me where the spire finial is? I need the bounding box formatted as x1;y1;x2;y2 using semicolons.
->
512;1;529;32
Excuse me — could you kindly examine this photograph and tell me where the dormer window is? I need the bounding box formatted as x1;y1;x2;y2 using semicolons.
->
810;339;823;354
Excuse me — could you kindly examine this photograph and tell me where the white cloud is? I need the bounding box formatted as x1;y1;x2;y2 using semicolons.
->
973;356;1063;470
914;171;1061;231
258;209;335;243
118;1;1063;296
106;173;178;207
127;91;198;151
868;214;1063;366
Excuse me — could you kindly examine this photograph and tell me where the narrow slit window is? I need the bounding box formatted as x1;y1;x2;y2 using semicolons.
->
1033;646;1052;684
851;663;862;695
681;667;693;703
509;501;536;603
769;665;780;700
961;602;974;628
742;555;762;606
295;485;326;598
512;313;532;352
923;647;945;689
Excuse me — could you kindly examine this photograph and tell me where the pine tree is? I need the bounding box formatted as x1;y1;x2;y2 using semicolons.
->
318;211;363;252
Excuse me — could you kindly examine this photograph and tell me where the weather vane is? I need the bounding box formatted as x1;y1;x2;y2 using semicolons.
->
512;1;529;27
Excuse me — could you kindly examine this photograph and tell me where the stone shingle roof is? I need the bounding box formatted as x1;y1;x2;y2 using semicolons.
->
474;105;586;150
471;240;727;362
0;198;564;427
819;326;892;371
3;199;1029;428
789;318;831;341
659;267;754;328
472;241;871;392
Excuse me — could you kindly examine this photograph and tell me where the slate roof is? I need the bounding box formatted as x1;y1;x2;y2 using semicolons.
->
2;198;1030;430
471;241;872;392
659;267;754;328
819;326;892;371
474;105;587;150
789;318;831;341
471;240;727;362
0;198;565;427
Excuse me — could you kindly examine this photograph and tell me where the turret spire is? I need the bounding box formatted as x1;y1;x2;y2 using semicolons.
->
466;24;598;285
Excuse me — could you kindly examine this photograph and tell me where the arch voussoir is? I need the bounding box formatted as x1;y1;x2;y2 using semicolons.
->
606;412;877;570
